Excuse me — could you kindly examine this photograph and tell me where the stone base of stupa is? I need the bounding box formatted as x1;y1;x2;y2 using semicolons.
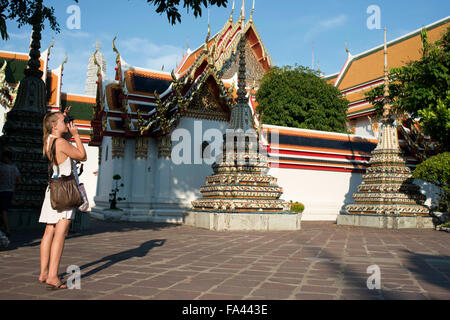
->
337;212;436;229
184;210;302;231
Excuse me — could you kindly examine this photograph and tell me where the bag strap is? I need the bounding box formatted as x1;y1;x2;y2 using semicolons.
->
47;138;56;180
48;137;75;179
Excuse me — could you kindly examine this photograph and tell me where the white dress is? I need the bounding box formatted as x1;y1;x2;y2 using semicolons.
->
39;157;78;224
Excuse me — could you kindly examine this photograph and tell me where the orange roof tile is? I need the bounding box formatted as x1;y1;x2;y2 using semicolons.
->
337;19;449;90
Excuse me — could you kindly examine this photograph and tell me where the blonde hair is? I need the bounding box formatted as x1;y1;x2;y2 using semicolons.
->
42;111;63;161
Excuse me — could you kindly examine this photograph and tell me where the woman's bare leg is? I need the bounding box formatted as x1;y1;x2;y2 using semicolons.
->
39;224;55;282
46;218;71;287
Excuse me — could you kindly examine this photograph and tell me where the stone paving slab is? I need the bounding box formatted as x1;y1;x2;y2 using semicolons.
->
0;218;449;300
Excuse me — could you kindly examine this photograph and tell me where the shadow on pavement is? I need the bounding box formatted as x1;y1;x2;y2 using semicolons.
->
0;217;177;252
306;233;449;300
75;239;166;280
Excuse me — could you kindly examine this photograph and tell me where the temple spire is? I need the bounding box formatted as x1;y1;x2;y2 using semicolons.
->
236;17;247;105
229;0;235;22
240;0;245;25
250;0;255;22
24;0;43;78
383;28;391;119
205;8;211;44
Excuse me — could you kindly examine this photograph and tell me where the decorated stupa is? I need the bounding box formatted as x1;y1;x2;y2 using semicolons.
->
0;1;50;229
338;29;431;228
187;9;299;230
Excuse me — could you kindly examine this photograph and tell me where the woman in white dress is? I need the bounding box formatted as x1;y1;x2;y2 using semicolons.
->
38;111;87;290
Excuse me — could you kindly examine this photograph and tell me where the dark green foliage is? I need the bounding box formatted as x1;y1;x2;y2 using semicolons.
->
146;0;228;24
256;65;349;133
366;26;450;151
0;0;65;40
412;152;450;212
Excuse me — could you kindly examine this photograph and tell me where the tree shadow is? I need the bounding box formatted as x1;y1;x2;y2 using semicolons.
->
399;250;450;298
74;239;166;280
339;135;375;214
1;217;176;252
302;223;449;300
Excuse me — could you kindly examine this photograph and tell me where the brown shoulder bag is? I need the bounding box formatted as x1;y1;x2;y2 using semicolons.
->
47;138;83;211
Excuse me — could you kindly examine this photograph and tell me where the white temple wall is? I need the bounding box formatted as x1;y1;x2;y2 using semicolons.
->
78;144;99;210
169;117;228;208
94;136;113;207
129;139;155;207
354;116;376;138
268;167;364;221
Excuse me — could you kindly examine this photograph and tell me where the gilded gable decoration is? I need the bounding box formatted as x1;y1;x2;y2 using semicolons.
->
111;136;126;159
157;135;172;159
135;136;149;159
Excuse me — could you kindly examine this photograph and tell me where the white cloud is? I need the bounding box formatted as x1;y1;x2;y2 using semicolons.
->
320;15;348;28
48;43;92;94
117;37;184;71
304;14;348;41
60;30;91;38
40;36;185;94
8;32;31;40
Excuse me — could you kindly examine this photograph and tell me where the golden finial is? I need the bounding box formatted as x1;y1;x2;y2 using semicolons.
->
229;0;235;22
162;64;164;71
93;47;101;77
206;21;211;43
47;37;55;56
61;53;68;73
250;0;255;22
345;40;349;54
112;36;120;64
240;0;245;26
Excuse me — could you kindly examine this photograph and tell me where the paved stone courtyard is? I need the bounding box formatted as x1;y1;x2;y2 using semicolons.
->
0;218;449;300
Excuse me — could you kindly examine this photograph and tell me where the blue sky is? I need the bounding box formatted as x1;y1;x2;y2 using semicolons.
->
1;0;449;94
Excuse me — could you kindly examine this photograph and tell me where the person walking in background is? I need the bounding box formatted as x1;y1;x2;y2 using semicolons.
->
38;110;87;290
0;150;22;238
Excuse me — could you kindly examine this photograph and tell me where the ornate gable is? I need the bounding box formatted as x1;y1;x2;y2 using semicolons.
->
221;37;266;86
183;76;231;122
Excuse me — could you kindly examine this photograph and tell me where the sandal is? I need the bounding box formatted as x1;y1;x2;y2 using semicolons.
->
46;282;67;290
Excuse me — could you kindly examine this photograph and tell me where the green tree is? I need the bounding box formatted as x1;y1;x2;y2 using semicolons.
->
255;65;349;133
0;0;228;41
366;26;450;151
412;152;450;213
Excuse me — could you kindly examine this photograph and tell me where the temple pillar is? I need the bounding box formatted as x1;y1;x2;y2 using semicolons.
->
131;136;150;204
154;135;172;203
110;136;126;206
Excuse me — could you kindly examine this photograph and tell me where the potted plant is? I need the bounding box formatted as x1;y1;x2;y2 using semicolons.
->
290;201;305;213
109;174;126;210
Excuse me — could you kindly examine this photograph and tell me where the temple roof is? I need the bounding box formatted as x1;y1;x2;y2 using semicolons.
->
0;45;95;144
325;16;450;119
91;11;272;142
